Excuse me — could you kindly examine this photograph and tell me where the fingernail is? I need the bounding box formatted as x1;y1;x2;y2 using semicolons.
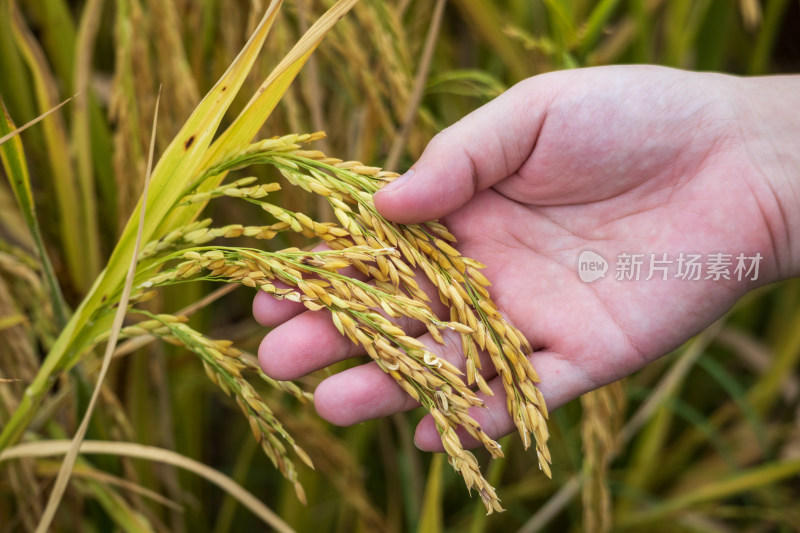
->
378;169;414;195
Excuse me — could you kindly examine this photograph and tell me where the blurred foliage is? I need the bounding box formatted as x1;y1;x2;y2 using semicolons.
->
1;0;799;531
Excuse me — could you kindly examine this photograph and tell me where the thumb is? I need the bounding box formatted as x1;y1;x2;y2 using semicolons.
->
374;78;549;224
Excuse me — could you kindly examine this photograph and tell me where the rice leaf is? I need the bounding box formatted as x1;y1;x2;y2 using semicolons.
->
578;0;622;57
89;0;284;318
78;479;154;533
0;96;69;326
0;440;295;533
697;355;768;455
70;0;105;286
452;0;529;80
541;0;578;51
619;458;800;527
25;0;77;87
154;0;359;236
0;2;37;126
749;306;800;414
747;0;788;74
36;460;183;511
416;453;445;532
8;0;96;291
0;94;73;147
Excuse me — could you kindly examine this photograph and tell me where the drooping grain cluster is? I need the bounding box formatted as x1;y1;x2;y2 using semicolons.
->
96;311;314;504
129;132;551;512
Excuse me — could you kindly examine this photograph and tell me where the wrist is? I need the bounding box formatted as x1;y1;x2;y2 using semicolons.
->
736;75;800;281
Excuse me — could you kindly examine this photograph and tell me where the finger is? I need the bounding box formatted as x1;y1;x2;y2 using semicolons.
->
258;310;363;380
413;350;598;451
252;243;371;327
258;306;437;381
374;77;551;223
312;328;496;425
258;256;451;379
253;289;306;327
314;362;420;425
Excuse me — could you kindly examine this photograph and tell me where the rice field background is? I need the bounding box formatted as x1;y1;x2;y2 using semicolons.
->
1;0;800;531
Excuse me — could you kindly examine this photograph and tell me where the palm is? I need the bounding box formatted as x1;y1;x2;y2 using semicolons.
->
445;175;764;411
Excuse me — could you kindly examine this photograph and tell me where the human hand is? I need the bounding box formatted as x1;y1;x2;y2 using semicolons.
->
254;65;800;451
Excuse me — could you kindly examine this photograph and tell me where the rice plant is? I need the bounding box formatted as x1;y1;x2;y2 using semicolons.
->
1;0;799;531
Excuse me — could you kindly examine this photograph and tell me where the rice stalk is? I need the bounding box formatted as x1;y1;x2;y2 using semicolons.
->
384;0;445;171
580;380;626;533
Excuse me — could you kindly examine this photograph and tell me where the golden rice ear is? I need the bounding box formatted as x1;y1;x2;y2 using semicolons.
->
182;138;552;513
581;381;626;533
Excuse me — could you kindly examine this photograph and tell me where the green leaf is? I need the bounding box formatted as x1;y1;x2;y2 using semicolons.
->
157;0;361;238
416;454;445;533
0;95;69;326
0;0;285;453
578;0;621;57
8;0;98;291
620;458;800;527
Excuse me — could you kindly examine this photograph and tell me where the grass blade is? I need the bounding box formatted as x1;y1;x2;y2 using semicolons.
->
8;0;94;291
34;87;159;533
1;440;295;533
0;96;69;326
70;0;105;285
619;458;800;527
0;94;73;147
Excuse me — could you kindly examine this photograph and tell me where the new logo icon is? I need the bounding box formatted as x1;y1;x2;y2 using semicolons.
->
578;250;608;283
